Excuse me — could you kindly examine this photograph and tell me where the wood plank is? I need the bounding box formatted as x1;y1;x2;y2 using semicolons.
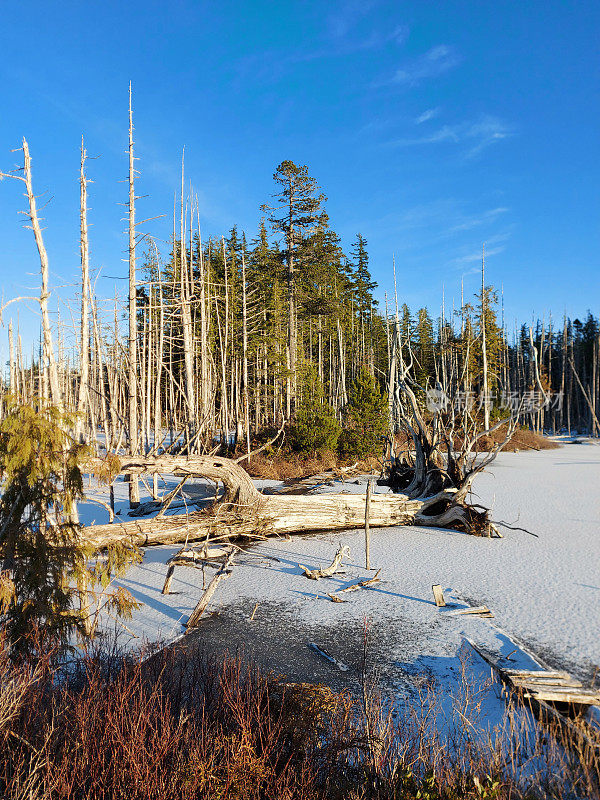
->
525;687;600;705
504;669;573;679
448;605;492;617
509;675;582;689
466;639;600;750
432;584;446;607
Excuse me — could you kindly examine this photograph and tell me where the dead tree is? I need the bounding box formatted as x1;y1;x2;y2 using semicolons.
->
1;140;63;409
75;137;91;442
127;84;140;505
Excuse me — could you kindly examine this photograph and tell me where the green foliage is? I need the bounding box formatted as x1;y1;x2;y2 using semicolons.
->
338;368;388;459
290;366;340;454
0;401;139;658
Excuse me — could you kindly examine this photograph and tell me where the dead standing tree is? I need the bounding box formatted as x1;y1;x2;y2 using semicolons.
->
79;331;520;552
127;84;140;507
385;320;522;534
0;139;63;410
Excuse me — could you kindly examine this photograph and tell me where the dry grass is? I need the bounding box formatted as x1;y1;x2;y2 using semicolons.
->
237;424;557;483
245;449;381;482
1;625;598;799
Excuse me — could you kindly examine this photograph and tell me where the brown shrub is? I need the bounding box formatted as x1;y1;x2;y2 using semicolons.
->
1;627;598;799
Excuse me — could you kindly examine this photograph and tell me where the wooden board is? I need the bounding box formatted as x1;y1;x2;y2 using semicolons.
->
466;640;600;750
432;584;446;607
524;686;600;705
508;673;582;689
448;605;493;617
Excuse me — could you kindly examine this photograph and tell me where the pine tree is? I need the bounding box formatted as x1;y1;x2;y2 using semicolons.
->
338;367;388;459
262;161;326;414
290;364;340;454
0;402;139;658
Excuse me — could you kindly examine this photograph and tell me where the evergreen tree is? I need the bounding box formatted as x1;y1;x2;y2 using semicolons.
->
0;402;139;658
262;161;326;412
415;308;435;385
475;285;503;396
290;364;340;454
350;234;377;315
338;367;388;459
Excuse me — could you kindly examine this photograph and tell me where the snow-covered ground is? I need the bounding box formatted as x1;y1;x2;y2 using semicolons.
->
82;442;600;711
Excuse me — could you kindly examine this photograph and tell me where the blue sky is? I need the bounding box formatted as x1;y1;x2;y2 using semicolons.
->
0;0;598;354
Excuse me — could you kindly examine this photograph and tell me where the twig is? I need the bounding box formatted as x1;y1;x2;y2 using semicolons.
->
494;520;539;538
235;420;286;463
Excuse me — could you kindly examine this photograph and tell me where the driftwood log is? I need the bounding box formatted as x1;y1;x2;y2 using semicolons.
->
80;454;498;552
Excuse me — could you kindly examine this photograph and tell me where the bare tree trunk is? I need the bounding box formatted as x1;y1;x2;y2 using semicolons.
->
81;452;497;552
75;138;90;441
21;140;62;409
8;321;15;396
481;245;490;430
127;85;140;506
91;296;112;453
179;152;197;450
241;252;251;457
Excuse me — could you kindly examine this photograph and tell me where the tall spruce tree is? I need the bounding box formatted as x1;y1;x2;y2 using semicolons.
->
262;161;326;416
350;234;377;315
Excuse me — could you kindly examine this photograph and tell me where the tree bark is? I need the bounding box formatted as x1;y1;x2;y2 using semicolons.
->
81;455;490;552
127;84;140;505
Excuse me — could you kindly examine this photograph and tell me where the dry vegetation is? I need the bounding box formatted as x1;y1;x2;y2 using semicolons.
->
240;427;558;483
1;627;598;800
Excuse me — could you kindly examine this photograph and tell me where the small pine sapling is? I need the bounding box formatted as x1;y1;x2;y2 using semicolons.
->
0;401;140;658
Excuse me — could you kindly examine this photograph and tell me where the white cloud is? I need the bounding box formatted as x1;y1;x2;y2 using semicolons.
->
415;108;439;124
391;45;460;86
449;245;505;269
389;114;513;157
448;207;509;232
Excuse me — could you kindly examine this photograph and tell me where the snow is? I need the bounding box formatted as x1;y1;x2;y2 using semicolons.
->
83;442;600;714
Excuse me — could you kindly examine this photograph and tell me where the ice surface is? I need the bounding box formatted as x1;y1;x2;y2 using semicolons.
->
83;444;600;703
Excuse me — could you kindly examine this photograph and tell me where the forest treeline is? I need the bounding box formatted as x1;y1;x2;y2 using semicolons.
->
2;124;599;479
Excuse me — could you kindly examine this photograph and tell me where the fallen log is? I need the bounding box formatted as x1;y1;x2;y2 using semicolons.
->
80;455;495;552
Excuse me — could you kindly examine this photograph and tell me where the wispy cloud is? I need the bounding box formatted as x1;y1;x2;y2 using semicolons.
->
415;107;439;124
390;45;460;86
389;114;513;157
300;24;408;61
448;207;509;232
325;1;408;52
450;246;505;269
448;232;513;271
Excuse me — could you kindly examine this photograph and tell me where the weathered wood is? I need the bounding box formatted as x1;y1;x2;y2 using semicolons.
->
299;544;350;580
365;480;372;569
89;455;259;506
327;570;382;601
467;640;600;751
308;642;349;672
327;592;347;603
337;570;382;594
432;584;446;607
161;565;175;595
186;552;235;630
80;456;490;552
448;605;493;617
523;686;600;705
